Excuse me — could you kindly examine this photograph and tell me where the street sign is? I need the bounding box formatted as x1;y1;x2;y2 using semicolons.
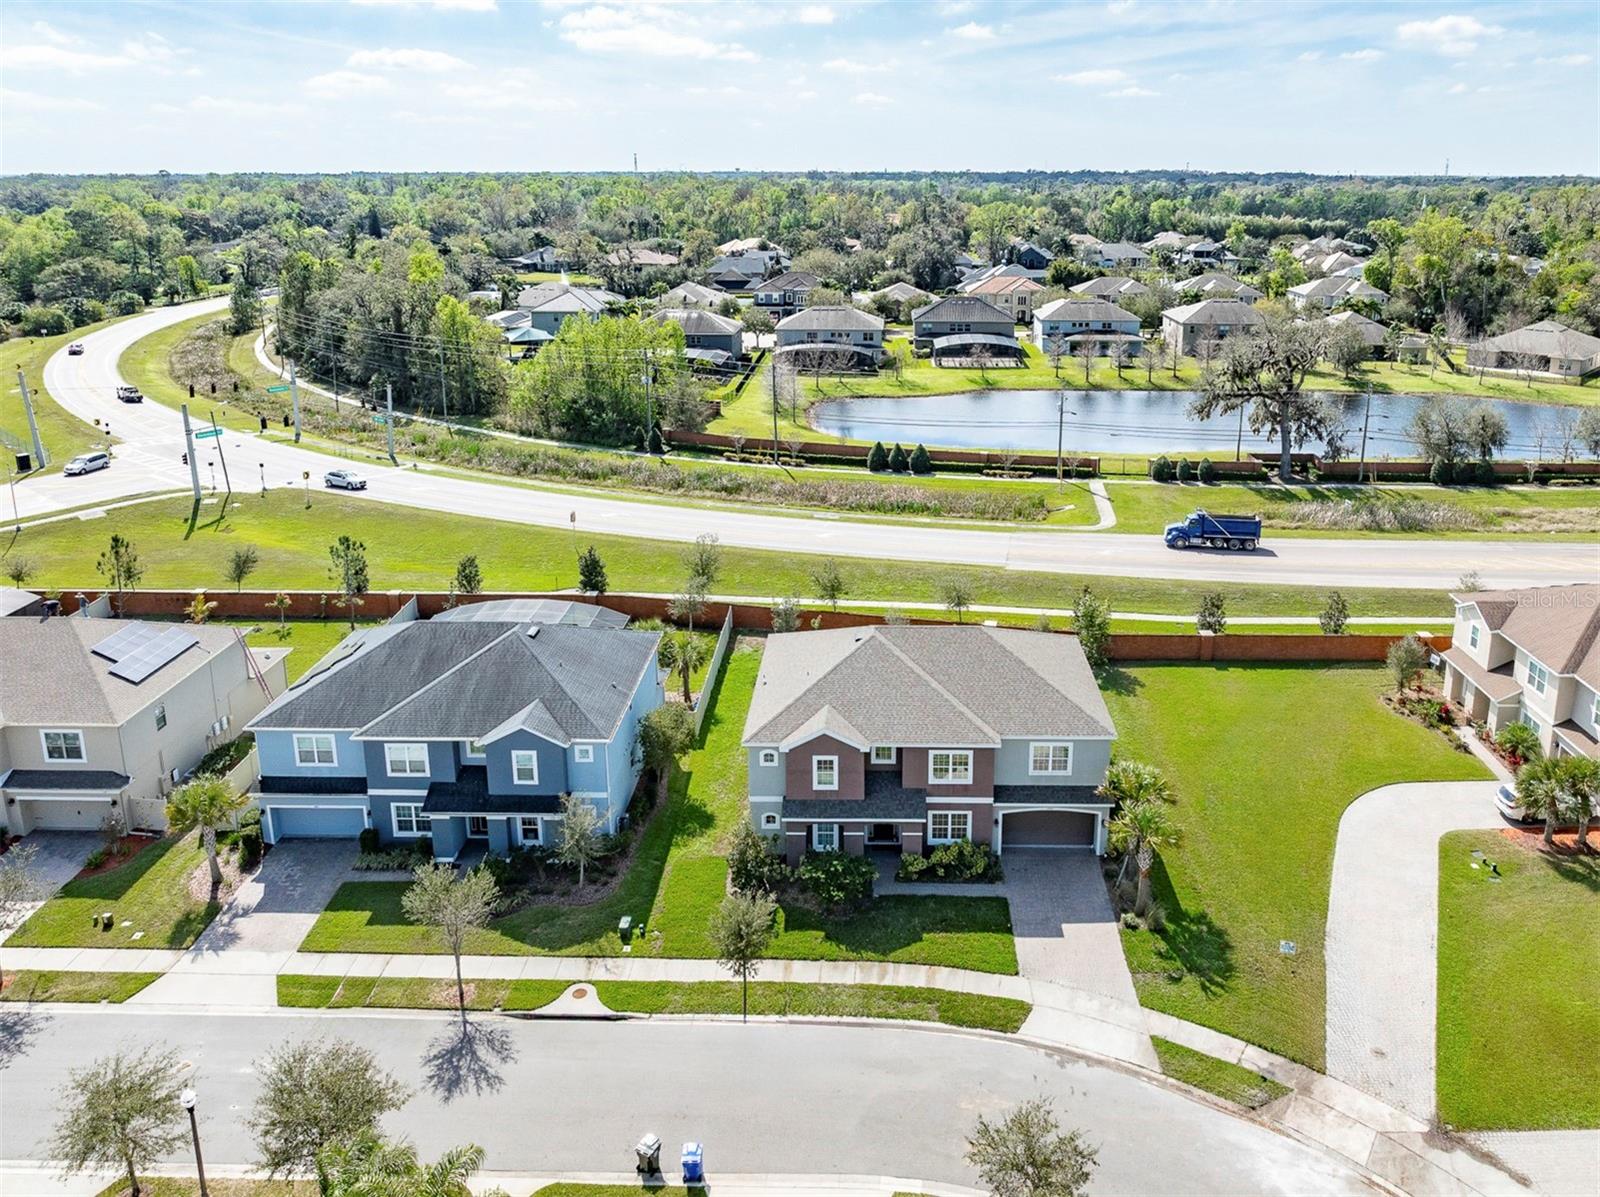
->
372;414;388;424
266;384;290;393
193;428;223;440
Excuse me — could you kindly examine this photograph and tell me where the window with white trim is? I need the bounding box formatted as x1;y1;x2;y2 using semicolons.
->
870;745;897;764
758;749;779;767
812;756;839;791
518;816;541;845
385;743;429;777
1468;624;1480;650
42;730;86;762
392;803;429;837
811;823;839;851
929;810;971;844
154;704;167;732
761;812;779;829
511;750;539;786
462;739;486;759
1029;743;1072;775
929;750;973;784
293;734;336;767
573;744;595;763
1527;658;1549;695
1592;692;1600;728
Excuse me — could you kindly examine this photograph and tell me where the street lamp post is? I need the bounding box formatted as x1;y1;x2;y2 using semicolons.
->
179;1087;210;1197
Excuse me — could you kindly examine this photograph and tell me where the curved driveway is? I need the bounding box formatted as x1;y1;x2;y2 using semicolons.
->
24;300;1600;590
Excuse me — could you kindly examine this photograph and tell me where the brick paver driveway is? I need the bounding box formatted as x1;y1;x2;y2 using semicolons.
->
188;839;358;955
1324;780;1502;1119
0;832;99;943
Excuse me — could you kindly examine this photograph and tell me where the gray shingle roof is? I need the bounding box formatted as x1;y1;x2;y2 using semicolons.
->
1478;320;1600;360
776;306;884;332
913;295;1013;324
1;769;131;792
657;282;724;308
1450;584;1600;683
655;307;742;337
1162;298;1266;326
994;784;1107;806
432;599;629;628
752;271;821;295
744;626;1115;748
1070;276;1149;299
1034;298;1139;324
420;767;563;816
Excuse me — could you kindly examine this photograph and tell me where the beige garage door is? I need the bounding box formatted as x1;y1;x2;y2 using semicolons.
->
1003;809;1095;847
23;798;114;832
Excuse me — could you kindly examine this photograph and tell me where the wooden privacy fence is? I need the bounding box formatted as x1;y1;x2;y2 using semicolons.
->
60;589;1449;663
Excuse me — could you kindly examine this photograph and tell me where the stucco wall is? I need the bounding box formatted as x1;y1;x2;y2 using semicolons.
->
900;746;995;797
784;733;865;800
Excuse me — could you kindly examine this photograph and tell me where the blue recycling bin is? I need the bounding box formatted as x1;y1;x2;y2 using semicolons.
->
681;1142;704;1184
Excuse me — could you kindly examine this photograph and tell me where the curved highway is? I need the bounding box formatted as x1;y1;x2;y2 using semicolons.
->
25;299;1599;590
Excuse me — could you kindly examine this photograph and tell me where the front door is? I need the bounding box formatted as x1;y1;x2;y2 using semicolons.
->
466;816;490;839
866;823;900;846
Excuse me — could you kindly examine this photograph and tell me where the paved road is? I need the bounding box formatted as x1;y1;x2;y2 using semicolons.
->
1324;780;1504;1118
0;1007;1376;1195
21;300;1600;590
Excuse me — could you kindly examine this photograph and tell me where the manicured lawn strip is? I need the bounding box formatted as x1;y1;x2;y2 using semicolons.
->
769;895;1017;973
533;1188;696;1197
0;970;159;1003
1107;664;1490;1067
231;617;384;684
7;832;222;950
94;1181;312;1197
1436;831;1599;1131
1151;1036;1291;1110
14;490;1452;620
276;974;341;1007
276;974;570;1011
1;317;123;472
595;981;1030;1032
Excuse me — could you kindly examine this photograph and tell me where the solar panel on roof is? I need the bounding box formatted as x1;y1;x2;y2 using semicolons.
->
91;622;163;662
108;627;198;684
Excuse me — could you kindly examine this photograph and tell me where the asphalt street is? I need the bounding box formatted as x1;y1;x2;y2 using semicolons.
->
0;1006;1376;1195
22;298;1597;590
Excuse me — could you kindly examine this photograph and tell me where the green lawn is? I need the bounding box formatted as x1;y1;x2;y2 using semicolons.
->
277;974;569;1011
95;1182;314;1197
6;832;222;950
595;980;1030;1031
1106;664;1491;1067
1151;1036;1291;1109
1436;830;1599;1130
229;617;382;684
8;489;1453;621
1;319;121;472
0;970;159;1003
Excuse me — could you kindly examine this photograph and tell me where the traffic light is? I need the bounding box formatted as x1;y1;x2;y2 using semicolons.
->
181;452;188;465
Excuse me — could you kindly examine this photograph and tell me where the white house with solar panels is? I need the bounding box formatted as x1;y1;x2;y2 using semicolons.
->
0;615;288;835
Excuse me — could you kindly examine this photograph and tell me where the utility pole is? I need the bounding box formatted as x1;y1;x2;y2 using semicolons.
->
289;359;302;443
1055;391;1068;488
437;345;449;421
1356;388;1374;484
385;383;396;464
210;411;231;496
15;369;44;469
180;404;202;503
769;352;780;465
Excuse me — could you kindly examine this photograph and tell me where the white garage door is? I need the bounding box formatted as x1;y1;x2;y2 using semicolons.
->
24;798;115;832
267;806;367;841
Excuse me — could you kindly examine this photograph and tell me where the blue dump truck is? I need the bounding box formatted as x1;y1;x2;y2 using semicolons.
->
1164;509;1263;551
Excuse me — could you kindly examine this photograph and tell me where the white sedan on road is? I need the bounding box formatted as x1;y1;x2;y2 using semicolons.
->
323;468;367;490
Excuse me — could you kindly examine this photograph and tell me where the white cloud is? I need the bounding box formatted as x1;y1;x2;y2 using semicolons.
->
936;0;974;14
853;91;893;106
29;21;79;46
438;75;577;111
795;5;835;25
305;69;390;97
1;87;102;112
947;21;995;41
1053;68;1131;86
5;31;189;73
1534;53;1592;66
351;0;498;10
558;5;756;61
1108;85;1158;97
160;94;304;117
5;42;128;70
347;47;467;71
1448;81;1469;94
1396;14;1502;56
823;57;890;74
795;88;818;100
1339;48;1383;61
1296;50;1321;62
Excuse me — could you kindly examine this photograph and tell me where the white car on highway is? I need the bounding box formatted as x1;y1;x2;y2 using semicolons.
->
323;468;368;491
64;452;111;476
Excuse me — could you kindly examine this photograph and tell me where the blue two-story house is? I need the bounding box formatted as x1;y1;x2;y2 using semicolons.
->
246;615;664;860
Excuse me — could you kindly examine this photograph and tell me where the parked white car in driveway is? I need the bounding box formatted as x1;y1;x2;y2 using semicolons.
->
323;468;367;490
64;452;111;476
1493;784;1535;824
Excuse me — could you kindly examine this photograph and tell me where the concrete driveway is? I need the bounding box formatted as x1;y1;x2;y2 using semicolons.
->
0;833;99;943
187;839;356;956
1324;780;1503;1119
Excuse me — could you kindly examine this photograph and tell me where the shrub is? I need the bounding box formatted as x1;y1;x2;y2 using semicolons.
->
1494;721;1541;765
19;306;70;336
1319;590;1349;635
195;733;254;776
1150;455;1174;482
1428;458;1454;486
897;852;931;880
1472;460;1498;486
107;291;146;316
1197;457;1216;484
868;441;889;472
417;834;434;860
0;300;25;325
358;827;381;854
798;850;876;908
888;443;910;473
728;821;791;894
647;425;665;455
1176;458;1194;483
61;296;106;327
351;846;431;872
910;443;933;474
897;839;1001;882
238;827;262;870
1196;591;1227;634
84;848;108;871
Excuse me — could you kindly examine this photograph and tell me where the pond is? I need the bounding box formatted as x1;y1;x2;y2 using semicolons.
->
807;388;1580;457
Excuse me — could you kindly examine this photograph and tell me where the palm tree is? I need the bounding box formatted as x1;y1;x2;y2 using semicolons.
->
1515;756;1568;848
657;630;707;705
1559;756;1598;852
1107;799;1178;916
319;1135;484;1197
1494;721;1541;767
164;774;249;889
1098;761;1173;886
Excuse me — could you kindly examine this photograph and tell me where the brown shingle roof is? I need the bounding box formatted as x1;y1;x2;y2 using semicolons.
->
1450;584;1600;683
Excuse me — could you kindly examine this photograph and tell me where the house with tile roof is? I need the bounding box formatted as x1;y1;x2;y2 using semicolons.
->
1441;584;1600;761
246;617;664;859
0;617;287;834
1323;309;1388;349
742;626;1117;864
964;274;1045;323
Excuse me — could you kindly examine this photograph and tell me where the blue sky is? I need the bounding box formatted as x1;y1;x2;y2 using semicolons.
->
2;1;1595;176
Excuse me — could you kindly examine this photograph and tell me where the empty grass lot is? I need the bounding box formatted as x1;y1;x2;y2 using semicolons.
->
0;970;159;1003
1105;664;1490;1068
1436;830;1599;1130
7;489;1452;622
6;832;222;950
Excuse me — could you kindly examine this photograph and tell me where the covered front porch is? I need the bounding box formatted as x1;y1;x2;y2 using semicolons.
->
419;770;562;862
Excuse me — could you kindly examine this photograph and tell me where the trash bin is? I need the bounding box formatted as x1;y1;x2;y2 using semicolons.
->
681;1142;703;1184
634;1133;662;1174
